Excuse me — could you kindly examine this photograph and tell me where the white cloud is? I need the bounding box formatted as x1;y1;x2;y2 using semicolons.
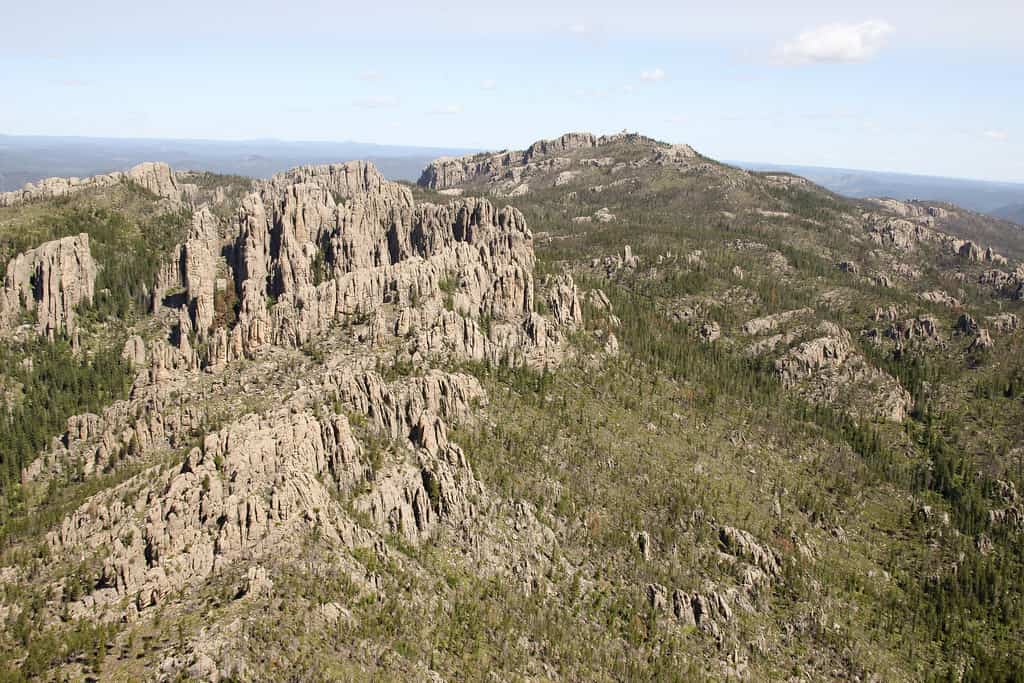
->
480;79;497;91
665;115;688;124
640;67;666;82
357;69;384;81
776;20;893;65
429;104;463;115
567;23;588;35
352;95;399;109
984;130;1009;141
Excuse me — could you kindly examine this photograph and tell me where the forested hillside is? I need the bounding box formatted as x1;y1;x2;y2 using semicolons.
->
0;135;1022;680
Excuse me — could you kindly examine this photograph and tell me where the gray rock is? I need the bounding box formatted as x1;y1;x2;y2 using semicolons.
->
638;531;651;560
700;321;721;343
647;583;667;611
0;233;96;339
970;328;994;351
121;335;147;368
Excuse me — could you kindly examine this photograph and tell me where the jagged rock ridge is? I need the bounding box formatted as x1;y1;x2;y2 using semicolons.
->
0;161;194;208
8;157;591;635
150;160;580;372
419;131;698;193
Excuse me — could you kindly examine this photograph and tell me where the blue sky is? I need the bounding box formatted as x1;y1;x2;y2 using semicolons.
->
2;0;1022;182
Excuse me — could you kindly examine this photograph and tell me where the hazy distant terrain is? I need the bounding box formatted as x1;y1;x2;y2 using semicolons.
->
993;203;1024;224
4;135;1024;227
736;160;1024;221
0;135;475;189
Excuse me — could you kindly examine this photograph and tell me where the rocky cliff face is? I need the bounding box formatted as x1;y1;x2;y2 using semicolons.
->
144;160;576;370
45;366;494;620
7;158;587;631
735;314;914;423
0;233;96;339
0;162;193;207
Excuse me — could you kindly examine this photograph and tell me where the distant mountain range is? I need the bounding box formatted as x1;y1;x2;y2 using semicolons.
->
734;160;1024;223
992;203;1024;224
0;135;475;190
3;135;1023;226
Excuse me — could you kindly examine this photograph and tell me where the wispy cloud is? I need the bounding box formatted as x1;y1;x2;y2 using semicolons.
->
801;110;862;121
428;104;463;115
56;79;90;87
664;115;688;124
640;68;666;82
480;79;497;91
357;69;384;81
984;130;1009;141
352;95;399;109
565;22;607;46
775;20;893;65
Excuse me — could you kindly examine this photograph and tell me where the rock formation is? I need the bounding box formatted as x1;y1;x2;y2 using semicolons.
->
741;308;814;336
418;132;684;193
13;157;587;627
0;162;193;207
979;267;1024;300
127;162;186;201
0;233;96;339
887;316;943;346
986;313;1019;332
179;207;221;337
970;328;994;351
145;160;577;371
774;326;912;422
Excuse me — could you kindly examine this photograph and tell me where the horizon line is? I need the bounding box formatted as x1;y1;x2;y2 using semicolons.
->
1;131;1022;187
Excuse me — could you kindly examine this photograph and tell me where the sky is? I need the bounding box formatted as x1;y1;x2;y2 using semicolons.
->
1;0;1022;182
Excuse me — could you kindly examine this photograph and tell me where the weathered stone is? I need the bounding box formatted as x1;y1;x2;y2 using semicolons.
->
970;328;994;351
719;526;780;577
121;335;147;368
0;162;189;208
699;321;721;343
986;313;1019;332
127;162;183;202
919;290;962;308
638;531;651;560
0;234;96;339
887;316;942;346
181;208;221;336
647;583;668;611
741;308;813;336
